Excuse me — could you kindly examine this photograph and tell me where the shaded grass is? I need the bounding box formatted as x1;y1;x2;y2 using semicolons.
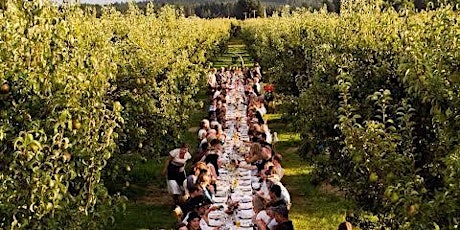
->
111;203;175;230
267;114;355;230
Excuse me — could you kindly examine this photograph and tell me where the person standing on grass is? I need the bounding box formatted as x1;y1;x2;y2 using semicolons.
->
162;143;192;206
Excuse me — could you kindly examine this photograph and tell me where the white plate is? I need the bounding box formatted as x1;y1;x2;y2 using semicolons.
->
241;175;252;180
239;180;251;186
238;209;255;219
237;227;253;230
240;195;252;203
208;210;225;219
214;196;227;203
238;202;253;210
238;185;252;192
208;218;223;227
215;190;227;197
240;219;253;227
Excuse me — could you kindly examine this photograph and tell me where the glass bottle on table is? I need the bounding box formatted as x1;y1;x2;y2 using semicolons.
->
234;210;241;228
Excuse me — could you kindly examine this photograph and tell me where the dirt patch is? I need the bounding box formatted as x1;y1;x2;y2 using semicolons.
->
135;185;171;206
188;126;199;133
318;182;346;197
284;147;299;154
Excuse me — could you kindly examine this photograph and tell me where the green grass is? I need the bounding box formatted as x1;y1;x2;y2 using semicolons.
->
111;203;175;230
212;39;254;68
267;115;355;230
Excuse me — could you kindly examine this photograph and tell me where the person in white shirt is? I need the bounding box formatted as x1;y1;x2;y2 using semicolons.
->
261;124;272;144
198;119;210;142
253;77;261;96
162;143;192;205
207;68;218;95
182;198;219;230
267;177;291;209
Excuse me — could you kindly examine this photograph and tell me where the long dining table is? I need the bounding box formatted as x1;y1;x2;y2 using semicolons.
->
207;75;261;230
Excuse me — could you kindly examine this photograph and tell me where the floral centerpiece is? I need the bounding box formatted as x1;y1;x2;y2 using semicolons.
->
264;84;275;102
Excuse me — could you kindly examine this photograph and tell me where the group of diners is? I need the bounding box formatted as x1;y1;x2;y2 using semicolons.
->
162;64;294;230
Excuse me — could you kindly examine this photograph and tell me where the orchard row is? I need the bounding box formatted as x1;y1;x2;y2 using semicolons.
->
242;1;460;229
0;1;232;229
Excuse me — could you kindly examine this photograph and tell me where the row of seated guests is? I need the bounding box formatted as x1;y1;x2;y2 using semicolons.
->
207;65;263;101
162;67;247;229
163;65;292;229
239;67;292;230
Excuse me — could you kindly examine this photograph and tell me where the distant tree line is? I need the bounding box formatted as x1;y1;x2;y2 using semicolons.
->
80;0;326;18
80;0;460;18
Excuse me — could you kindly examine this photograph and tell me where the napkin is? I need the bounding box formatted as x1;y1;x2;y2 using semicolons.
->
252;182;261;190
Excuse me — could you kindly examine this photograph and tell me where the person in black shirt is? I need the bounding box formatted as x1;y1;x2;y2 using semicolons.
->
180;184;203;219
272;205;294;230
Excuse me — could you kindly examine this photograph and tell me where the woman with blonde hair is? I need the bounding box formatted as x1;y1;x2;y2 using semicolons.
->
185;162;209;194
196;170;214;203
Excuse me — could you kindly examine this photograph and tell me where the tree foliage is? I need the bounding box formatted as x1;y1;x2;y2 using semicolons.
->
241;1;460;228
0;1;232;229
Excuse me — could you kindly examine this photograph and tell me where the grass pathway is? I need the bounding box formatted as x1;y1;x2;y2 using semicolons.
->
112;38;354;230
265;114;354;230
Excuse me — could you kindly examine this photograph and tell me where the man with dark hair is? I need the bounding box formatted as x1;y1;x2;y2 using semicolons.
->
272;205;293;230
182;195;213;224
266;184;286;208
181;184;203;217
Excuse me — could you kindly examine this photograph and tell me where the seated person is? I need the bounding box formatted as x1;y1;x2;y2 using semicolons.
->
254;206;277;230
181;184;204;219
185;162;208;195
175;222;187;230
272;154;285;179
195;170;215;203
267;177;291;209
338;221;353;230
272;205;293;230
255;184;286;209
182;197;218;230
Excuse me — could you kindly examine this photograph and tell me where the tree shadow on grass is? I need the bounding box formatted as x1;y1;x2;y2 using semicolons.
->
112;203;175;230
269;115;355;230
